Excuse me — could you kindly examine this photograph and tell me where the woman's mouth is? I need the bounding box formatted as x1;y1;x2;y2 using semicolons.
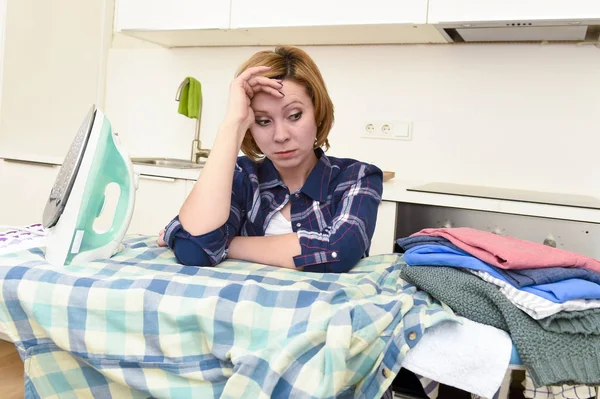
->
274;150;296;159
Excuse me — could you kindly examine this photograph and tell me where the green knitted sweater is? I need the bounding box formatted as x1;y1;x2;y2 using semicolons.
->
542;308;600;336
400;265;600;388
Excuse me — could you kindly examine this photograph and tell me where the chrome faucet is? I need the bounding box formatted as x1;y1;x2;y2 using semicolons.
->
176;78;210;164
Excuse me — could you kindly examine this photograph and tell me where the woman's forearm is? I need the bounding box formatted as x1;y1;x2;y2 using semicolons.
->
227;234;303;270
178;120;245;236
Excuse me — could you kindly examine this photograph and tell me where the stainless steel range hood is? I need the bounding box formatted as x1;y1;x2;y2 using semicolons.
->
435;19;600;43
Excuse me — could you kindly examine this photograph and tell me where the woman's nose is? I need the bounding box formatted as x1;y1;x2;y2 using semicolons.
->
273;126;291;142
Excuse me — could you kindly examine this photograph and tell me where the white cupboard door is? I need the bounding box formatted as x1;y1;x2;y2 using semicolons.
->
231;0;428;28
0;0;7;108
370;201;397;256
0;0;109;161
184;179;195;198
428;0;600;23
128;175;186;236
116;0;230;31
0;159;60;226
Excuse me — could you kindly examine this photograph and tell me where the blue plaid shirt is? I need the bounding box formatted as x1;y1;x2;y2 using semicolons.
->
163;148;384;273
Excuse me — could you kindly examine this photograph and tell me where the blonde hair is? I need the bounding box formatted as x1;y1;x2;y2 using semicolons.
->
235;46;334;161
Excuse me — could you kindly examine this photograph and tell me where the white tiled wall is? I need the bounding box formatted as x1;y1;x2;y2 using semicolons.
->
105;39;600;197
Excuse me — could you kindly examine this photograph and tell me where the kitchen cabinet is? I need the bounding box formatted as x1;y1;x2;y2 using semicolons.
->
370;201;398;255
231;0;428;27
394;201;600;260
0;161;188;236
0;0;112;162
184;179;195;198
0;0;6;98
114;0;260;47
115;0;229;31
428;0;600;23
0;159;60;226
114;0;447;47
230;0;446;45
127;174;187;235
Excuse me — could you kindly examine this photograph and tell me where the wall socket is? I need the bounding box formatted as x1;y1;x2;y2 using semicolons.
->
362;120;412;140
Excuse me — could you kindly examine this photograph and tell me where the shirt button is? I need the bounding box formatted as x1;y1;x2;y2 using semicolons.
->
296;222;302;228
295;193;300;198
331;252;338;259
382;368;391;378
408;331;417;341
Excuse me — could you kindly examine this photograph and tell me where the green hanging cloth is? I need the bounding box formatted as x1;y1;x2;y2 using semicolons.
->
177;77;202;119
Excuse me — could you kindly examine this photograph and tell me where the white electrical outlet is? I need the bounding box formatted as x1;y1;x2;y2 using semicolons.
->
362;120;412;140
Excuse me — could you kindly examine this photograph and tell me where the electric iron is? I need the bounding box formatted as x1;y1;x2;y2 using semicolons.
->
42;105;137;266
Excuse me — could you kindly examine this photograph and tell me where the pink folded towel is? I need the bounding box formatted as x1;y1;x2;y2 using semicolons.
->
411;227;600;273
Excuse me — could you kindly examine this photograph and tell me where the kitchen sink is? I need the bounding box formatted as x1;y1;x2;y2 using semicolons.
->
131;157;204;169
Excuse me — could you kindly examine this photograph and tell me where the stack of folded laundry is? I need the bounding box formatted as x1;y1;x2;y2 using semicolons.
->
397;227;600;399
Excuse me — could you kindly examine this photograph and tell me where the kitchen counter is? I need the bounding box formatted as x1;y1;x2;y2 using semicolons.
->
6;153;597;225
133;163;201;180
382;179;600;224
135;164;600;224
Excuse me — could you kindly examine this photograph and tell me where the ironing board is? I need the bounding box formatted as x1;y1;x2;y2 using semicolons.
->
0;232;460;399
0;225;46;343
1;226;597;399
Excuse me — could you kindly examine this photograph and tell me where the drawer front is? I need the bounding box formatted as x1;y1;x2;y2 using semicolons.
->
395;202;600;259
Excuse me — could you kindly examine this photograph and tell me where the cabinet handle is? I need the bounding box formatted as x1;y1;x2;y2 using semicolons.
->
2;157;60;167
139;174;176;183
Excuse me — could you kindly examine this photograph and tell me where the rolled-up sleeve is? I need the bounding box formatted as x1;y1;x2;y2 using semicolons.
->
163;168;250;267
293;164;383;273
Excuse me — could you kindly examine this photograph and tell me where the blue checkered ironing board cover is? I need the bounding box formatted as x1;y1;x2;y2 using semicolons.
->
0;235;457;399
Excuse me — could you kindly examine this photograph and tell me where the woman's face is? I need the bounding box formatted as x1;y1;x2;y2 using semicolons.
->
250;80;318;171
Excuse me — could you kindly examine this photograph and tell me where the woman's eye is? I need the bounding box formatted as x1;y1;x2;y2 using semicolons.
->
290;112;302;121
255;119;270;126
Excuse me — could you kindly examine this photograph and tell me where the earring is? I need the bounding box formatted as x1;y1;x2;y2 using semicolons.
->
314;138;319;149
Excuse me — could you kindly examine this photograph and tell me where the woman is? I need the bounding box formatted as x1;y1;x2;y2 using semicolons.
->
159;46;383;273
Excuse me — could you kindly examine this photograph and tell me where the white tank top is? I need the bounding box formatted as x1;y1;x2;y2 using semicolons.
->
264;211;293;236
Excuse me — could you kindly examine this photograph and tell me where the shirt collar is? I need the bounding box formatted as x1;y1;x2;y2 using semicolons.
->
258;148;332;203
301;148;331;202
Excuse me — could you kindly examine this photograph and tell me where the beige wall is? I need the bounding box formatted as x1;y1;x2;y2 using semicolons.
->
105;38;600;196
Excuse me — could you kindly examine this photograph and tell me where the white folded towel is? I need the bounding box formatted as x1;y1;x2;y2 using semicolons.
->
402;317;512;399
